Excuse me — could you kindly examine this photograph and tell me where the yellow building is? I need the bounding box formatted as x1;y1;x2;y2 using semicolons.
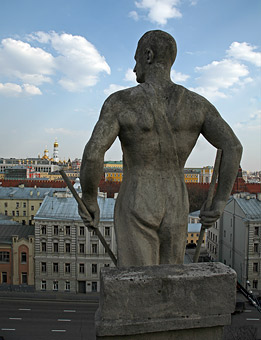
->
0;187;58;225
104;161;123;169
187;223;206;246
184;169;201;183
105;168;123;182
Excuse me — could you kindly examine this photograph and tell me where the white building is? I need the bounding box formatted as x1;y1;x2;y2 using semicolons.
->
34;195;116;293
207;193;261;295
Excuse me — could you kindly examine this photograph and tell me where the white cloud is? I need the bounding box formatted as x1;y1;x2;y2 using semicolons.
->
124;68;137;83
0;38;55;85
0;82;41;96
0;82;22;96
0;31;111;94
22;84;42;95
129;10;139;21
104;84;128;96
171;69;190;83
226;42;261;67
190;58;250;101
133;0;182;25
235;110;261;131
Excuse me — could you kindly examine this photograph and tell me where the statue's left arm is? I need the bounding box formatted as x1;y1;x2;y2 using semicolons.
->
200;101;243;226
80;96;120;228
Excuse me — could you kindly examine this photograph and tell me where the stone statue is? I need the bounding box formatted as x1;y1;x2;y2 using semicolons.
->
79;30;242;267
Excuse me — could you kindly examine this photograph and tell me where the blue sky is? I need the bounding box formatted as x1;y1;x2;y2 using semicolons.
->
0;0;260;171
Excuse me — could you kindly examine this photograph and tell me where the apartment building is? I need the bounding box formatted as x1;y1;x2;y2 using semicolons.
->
207;193;261;295
34;195;116;293
0;186;63;225
0;221;34;290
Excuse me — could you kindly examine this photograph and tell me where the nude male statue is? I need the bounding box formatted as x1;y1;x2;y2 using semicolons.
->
79;30;242;267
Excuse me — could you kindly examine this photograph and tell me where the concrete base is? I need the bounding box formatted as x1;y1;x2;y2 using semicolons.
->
95;263;236;339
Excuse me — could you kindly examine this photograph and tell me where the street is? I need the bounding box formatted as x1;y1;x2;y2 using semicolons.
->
0;297;98;340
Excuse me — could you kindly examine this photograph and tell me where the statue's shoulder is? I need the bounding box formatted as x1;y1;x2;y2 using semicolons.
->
173;83;214;109
104;85;144;106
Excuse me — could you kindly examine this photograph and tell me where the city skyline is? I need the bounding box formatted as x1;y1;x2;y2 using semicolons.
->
0;0;260;171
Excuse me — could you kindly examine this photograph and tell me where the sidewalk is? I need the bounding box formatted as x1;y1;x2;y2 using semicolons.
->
0;290;99;302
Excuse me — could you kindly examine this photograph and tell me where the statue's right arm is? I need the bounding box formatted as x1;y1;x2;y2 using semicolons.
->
79;96;120;228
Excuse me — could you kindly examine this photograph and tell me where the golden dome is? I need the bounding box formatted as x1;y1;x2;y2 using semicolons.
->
54;141;58;147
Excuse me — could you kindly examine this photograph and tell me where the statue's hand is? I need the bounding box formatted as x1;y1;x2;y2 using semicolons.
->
78;197;100;232
199;199;226;228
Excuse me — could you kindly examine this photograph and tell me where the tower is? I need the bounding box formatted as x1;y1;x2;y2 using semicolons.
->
53;138;59;163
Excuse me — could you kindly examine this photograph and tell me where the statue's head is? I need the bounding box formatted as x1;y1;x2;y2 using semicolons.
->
134;30;177;83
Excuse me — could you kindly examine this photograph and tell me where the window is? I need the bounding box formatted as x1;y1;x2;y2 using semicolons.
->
65;243;71;253
4;202;8;208
191;233;194;237
53;242;58;253
4;210;7;216
2;272;7;283
79;243;85;254
253;280;258;289
253;263;258;272
21;252;27;263
104;264;110;267
31;206;34;211
66;226;70;235
23;211;26;216
254;227;259;236
53;225;58;235
79;263;85;273
41;280;46;290
105;227;110;237
41;242;46;252
92;243;98;254
41;262;46;273
92;264;98;274
80;226;85;236
53;281;58;291
16;202;19;209
12;211;15;216
23;202;26;208
0;251;10;262
65;263;70;273
22;272;27;284
53;263;59;273
65;281;70;291
92;282;97;292
254;243;259;253
41;225;46;235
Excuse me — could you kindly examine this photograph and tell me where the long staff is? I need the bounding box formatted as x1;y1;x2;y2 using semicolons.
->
59;169;118;267
193;149;222;263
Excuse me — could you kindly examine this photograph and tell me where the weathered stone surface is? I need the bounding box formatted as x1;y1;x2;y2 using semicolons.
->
79;30;243;267
97;326;224;340
95;263;236;337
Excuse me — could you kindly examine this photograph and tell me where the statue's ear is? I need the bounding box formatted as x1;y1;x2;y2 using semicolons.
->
145;48;154;64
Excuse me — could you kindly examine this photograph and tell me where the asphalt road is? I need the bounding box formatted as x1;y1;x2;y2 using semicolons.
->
0;298;98;340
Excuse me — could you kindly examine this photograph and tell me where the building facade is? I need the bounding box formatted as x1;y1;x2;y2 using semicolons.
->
0;186;63;225
34;195;116;293
0;223;34;290
207;193;261;295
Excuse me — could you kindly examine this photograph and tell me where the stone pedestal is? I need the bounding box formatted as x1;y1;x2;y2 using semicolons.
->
95;263;236;339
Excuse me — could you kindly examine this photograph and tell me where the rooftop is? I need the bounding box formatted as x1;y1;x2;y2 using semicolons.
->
188;223;202;233
234;195;261;221
0;187;64;200
0;224;34;244
35;195;115;222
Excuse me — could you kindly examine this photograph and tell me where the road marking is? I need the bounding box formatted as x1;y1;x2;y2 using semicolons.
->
246;318;260;321
19;308;31;311
64;309;76;312
58;319;71;322
244;309;252;312
1;328;16;331
52;330;66;332
9;317;22;320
